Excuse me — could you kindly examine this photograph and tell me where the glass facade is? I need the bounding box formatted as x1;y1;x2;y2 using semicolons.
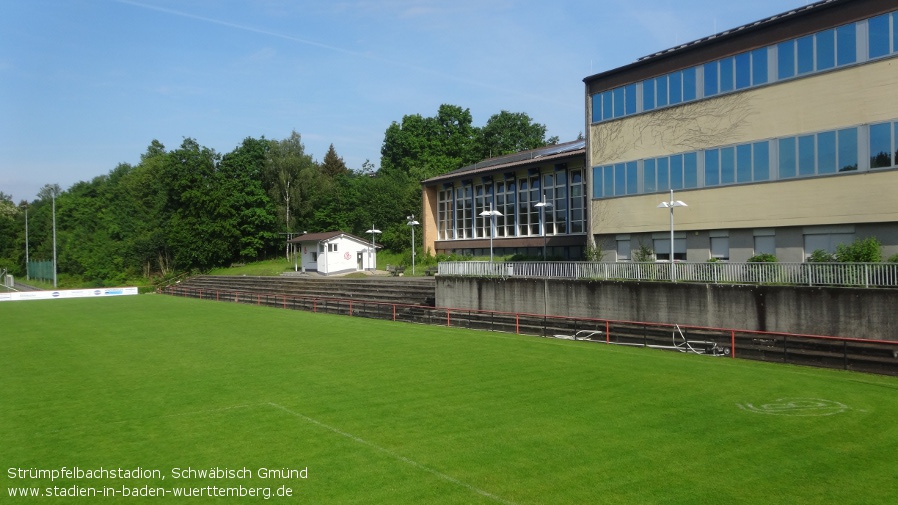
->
592;122;896;200
434;165;587;245
591;12;898;125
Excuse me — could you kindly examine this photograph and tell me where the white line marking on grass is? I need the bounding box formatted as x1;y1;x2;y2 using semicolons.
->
737;398;849;416
267;402;519;505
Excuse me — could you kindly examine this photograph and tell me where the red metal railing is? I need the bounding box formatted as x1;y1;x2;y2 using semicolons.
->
162;285;898;376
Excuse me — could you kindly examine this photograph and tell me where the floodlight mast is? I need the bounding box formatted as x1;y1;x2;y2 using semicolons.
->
365;225;381;271
406;215;419;275
657;189;687;282
478;204;503;262
534;193;553;259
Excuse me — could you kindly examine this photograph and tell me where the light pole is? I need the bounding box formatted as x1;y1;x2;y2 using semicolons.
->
406;214;419;275
365;225;381;271
24;204;29;281
534;194;553;259
52;190;57;288
479;204;503;262
657;189;687;282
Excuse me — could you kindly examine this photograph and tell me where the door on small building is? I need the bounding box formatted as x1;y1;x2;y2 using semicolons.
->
357;252;363;271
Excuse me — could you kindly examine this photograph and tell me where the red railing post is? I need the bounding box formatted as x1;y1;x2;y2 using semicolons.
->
447;309;451;327
392;304;396;321
731;330;736;358
606;320;610;343
516;314;520;334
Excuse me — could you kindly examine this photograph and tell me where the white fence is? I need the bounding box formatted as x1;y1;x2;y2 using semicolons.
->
437;261;898;288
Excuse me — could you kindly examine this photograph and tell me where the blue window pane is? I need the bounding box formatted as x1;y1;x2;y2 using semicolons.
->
869;14;891;59
752;48;768;85
720;57;734;92
684;152;698;188
657;158;669;191
683;67;696;101
798;135;816;176
625;84;637;115
837;128;858;172
895;120;898;166
613;88;626;118
721;147;735;184
614;163;627;195
816;29;835;71
656;76;668;107
817;131;837;174
591;94;601;123
836;23;857;66
870;123;892;168
735;52;751;89
643;79;655;111
779;137;796;178
669;72;682;105
670;155;683;190
704;150;719;186
737;144;753;182
626;161;638;194
644;159;656;193
603;166;614;197
753;142;770;181
602;92;613;121
777;41;795;79
703;61;718;96
797;35;814;74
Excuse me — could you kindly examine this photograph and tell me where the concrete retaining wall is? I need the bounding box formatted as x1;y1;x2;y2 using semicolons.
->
435;277;898;340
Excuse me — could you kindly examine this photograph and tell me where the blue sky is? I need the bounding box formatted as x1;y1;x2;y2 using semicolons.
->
0;0;812;203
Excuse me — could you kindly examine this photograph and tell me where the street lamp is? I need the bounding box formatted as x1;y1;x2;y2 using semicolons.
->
406;214;419;275
534;194;553;259
479;204;503;262
365;225;381;271
657;189;687;282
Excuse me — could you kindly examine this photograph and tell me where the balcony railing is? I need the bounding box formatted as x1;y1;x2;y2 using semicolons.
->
437;261;898;288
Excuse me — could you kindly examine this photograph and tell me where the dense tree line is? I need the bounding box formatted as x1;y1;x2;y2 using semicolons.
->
0;105;555;286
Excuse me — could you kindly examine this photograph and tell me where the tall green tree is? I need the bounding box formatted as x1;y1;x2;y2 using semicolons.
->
264;131;318;242
380;104;479;182
321;144;349;178
217;137;278;261
477;110;558;159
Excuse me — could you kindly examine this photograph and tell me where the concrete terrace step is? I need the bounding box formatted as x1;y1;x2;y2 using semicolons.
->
178;275;436;307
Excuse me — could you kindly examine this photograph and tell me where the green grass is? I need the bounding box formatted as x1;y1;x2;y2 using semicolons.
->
3;295;897;504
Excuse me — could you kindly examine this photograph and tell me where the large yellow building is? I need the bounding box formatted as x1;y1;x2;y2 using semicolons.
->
585;0;898;262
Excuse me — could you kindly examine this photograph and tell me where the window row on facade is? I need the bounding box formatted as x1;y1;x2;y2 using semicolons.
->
591;11;898;124
436;167;586;241
613;227;859;263
593;120;898;199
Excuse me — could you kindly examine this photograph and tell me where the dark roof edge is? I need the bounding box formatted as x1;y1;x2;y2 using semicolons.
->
583;0;845;83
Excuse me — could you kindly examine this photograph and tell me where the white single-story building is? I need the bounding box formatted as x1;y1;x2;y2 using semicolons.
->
287;231;378;276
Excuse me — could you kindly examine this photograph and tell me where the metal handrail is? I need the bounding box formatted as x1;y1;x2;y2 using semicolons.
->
437;261;898;288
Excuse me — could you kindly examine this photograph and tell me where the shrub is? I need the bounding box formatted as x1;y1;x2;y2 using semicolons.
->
747;253;777;263
835;237;882;263
807;249;836;263
632;243;654;263
888;253;898;263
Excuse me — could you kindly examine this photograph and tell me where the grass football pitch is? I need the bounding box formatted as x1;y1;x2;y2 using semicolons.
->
2;295;897;504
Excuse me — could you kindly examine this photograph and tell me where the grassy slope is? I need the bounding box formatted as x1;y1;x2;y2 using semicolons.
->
2;295;897;504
